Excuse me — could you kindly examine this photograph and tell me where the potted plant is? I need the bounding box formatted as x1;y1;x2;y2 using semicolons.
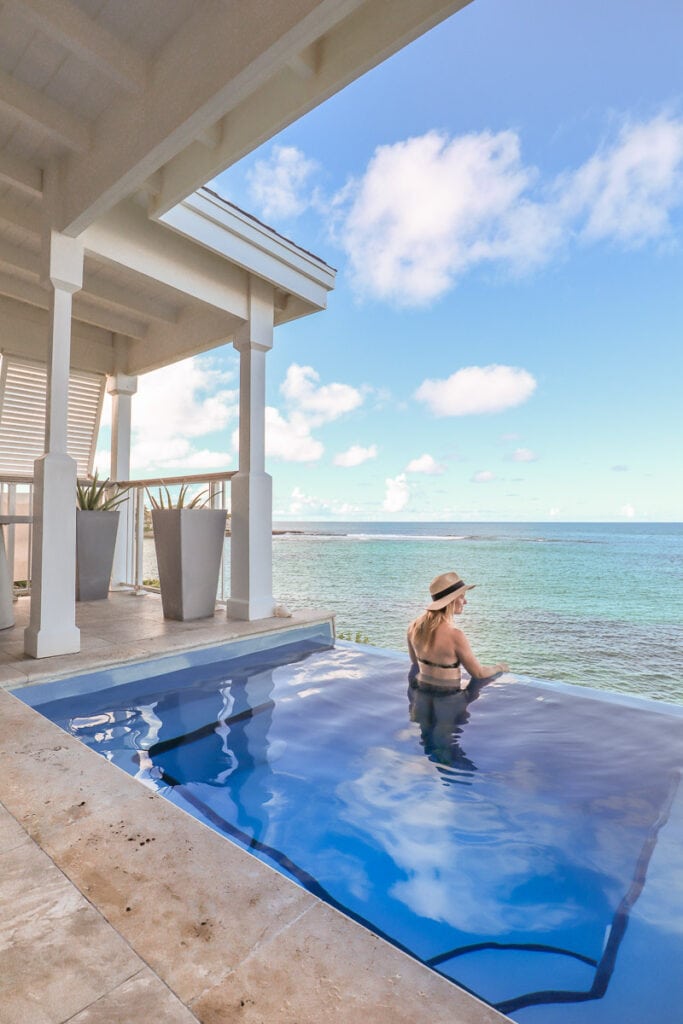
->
148;484;227;621
76;473;130;601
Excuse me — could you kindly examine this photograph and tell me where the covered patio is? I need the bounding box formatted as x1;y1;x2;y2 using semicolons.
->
0;0;471;662
0;184;335;659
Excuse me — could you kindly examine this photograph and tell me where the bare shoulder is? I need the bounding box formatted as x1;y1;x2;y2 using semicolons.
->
449;625;470;648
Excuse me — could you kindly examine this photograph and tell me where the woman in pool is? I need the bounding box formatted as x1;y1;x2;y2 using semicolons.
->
407;571;509;691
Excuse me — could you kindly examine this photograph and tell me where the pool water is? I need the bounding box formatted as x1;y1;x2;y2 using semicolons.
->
20;631;683;1023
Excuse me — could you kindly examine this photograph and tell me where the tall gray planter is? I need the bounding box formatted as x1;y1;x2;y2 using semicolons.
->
152;508;227;621
76;509;120;601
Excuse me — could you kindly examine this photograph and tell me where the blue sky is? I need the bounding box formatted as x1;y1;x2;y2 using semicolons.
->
98;0;683;521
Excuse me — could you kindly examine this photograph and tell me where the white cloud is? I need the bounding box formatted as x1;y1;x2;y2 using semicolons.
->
339;129;557;306
549;507;561;517
415;364;537;417
611;464;629;472
260;364;365;463
558;115;683;246
334;444;378;467
281;364;363;425
263;408;324;463
405;453;445;475
288;487;321;516
510;447;538;462
287;487;361;517
93;448;110;476
131;437;232;472
247;145;320;220
119;356;237;473
334;114;683;306
383;473;410;513
620;503;636;518
134;358;235;438
472;470;495;483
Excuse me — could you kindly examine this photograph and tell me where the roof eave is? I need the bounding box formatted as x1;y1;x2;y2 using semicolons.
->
158;189;336;315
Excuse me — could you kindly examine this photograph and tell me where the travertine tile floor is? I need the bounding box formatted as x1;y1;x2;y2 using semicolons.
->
0;595;511;1023
0;802;198;1024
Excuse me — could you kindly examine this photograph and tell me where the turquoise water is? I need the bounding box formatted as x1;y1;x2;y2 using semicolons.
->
144;521;683;704
269;522;683;704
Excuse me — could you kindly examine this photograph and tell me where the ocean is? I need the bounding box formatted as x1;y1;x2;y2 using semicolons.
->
271;521;683;704
147;521;683;705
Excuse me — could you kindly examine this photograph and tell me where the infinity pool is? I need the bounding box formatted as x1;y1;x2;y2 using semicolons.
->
20;627;683;1023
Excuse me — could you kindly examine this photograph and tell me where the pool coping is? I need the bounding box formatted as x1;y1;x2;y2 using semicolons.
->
0;623;512;1024
17;621;337;706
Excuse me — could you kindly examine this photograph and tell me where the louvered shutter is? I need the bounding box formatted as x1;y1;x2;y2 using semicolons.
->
67;368;105;475
0;356;105;477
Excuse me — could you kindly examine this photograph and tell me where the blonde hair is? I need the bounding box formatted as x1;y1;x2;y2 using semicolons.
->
411;599;457;650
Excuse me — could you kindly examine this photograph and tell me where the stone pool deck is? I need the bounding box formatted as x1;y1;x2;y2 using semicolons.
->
0;596;511;1024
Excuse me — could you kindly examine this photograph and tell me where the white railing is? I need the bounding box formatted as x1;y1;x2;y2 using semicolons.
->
0;474;34;595
0;471;235;602
112;472;235;601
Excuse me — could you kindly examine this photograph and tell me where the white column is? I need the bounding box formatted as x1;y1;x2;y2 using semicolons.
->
107;369;137;588
226;277;275;621
24;232;84;658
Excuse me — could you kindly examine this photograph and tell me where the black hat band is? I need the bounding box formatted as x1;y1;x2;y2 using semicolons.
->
431;580;465;602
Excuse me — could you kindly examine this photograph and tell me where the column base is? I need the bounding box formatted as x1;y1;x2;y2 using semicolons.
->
24;624;81;659
226;595;276;621
26;451;79;659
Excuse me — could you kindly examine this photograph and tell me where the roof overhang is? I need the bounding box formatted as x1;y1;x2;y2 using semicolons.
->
0;187;336;378
159;189;336;321
0;0;472;237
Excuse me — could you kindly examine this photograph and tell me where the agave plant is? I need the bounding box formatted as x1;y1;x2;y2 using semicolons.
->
77;471;130;511
146;483;210;510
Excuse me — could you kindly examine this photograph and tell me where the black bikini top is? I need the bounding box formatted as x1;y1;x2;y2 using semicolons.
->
418;655;460;670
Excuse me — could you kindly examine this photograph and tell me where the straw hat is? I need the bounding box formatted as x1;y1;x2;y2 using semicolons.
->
427;571;475;611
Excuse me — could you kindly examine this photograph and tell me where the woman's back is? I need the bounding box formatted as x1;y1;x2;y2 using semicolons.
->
408;617;463;688
410;619;460;667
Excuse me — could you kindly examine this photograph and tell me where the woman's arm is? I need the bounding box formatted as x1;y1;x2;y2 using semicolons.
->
406;624;418;665
452;628;508;680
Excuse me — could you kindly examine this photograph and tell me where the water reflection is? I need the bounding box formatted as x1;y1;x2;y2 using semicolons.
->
407;671;494;780
145;666;279;845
